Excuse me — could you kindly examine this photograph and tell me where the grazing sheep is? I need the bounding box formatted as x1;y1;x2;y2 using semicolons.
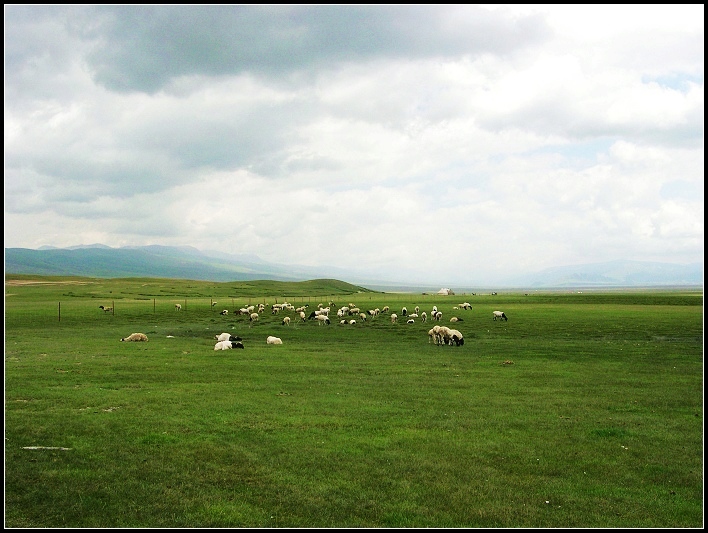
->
349;319;356;325
99;305;113;313
121;333;148;342
316;315;331;325
407;319;415;324
428;325;441;344
391;313;398;324
448;328;464;346
459;302;472;310
434;311;443;321
215;332;242;342
340;319;347;325
220;309;229;315
382;306;390;313
211;302;218;307
249;312;259;322
359;313;367;322
493;311;508;321
266;336;283;345
175;303;182;311
401;307;407;316
299;311;307;322
282;316;291;326
421;311;427;322
414;306;420;314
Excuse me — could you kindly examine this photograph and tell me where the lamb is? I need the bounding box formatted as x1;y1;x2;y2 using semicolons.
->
493;311;508;321
215;332;242;342
266;336;283;345
175;303;182;311
121;333;148;342
99;305;113;313
282;316;291;326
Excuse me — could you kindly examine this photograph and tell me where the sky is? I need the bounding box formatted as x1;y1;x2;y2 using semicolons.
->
4;5;704;286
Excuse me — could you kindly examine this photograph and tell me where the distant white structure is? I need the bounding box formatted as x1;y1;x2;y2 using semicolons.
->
437;288;455;296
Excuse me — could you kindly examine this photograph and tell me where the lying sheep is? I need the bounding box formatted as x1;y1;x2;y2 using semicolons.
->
266;336;283;345
215;332;242;342
450;317;463;322
121;333;148;342
214;340;245;350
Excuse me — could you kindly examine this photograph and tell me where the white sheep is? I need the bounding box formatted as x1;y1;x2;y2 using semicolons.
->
450;317;463;323
401;307;408;316
175;303;182;311
249;312;259;322
220;309;229;315
299;311;307;322
349;319;356;325
99;305;113;313
407;318;415;324
266;336;283;345
391;313;398;323
282;316;291;326
421;311;427;322
448;328;464;346
214;340;232;350
493;311;508;321
316;315;331;325
215;332;242;342
121;333;148;342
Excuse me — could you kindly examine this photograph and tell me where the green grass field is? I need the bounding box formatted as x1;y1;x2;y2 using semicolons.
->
4;276;704;527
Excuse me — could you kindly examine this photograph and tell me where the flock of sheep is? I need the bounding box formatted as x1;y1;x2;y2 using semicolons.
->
113;300;509;350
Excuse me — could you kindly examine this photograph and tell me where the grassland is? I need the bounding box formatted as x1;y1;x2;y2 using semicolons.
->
4;276;703;527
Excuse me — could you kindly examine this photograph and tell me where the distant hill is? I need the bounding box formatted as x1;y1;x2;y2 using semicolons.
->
4;245;703;288
504;260;703;288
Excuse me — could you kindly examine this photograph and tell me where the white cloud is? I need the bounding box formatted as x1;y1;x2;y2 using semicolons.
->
4;5;703;284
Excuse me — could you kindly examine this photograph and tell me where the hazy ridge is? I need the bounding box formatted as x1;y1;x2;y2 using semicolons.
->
5;245;703;289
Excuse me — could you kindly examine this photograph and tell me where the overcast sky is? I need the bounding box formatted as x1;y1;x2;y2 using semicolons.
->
4;5;704;285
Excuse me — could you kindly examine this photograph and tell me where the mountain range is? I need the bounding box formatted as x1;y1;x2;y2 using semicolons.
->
4;245;703;290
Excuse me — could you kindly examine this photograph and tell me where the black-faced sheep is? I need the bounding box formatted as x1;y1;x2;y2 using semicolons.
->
391;313;398;323
493;311;508;321
220;309;228;315
215;332;242;342
121;333;148;342
99;305;113;313
214;339;244;350
316;315;331;325
282;316;291;326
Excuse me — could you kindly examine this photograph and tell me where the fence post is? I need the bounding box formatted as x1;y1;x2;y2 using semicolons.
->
58;301;61;322
112;300;115;316
154;298;156;313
